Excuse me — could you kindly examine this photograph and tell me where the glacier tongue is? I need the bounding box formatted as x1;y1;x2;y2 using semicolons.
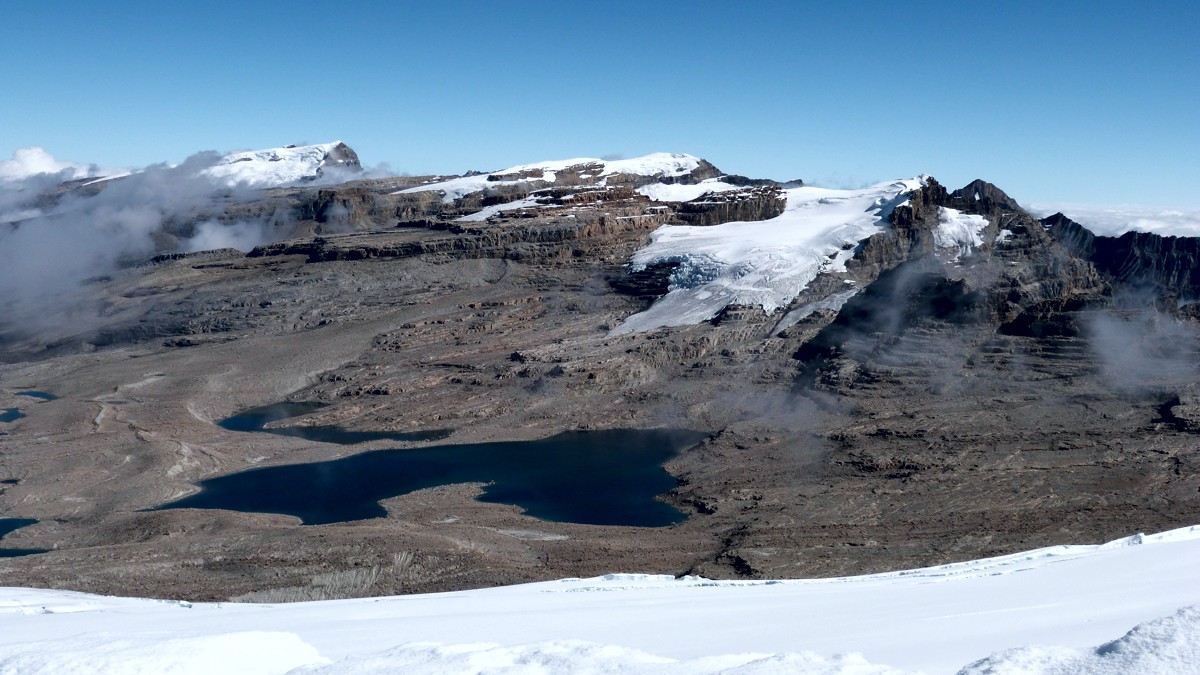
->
611;177;926;335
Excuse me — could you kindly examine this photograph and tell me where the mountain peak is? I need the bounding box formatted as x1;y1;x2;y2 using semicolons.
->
203;141;362;188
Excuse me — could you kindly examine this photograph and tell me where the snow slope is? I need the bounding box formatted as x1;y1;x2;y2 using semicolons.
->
636;178;744;202
612;178;926;335
2;526;1198;674
202;142;354;188
935;207;989;260
397;152;704;203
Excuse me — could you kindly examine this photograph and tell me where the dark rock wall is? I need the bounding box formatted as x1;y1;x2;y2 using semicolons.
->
675;187;786;226
1046;213;1200;300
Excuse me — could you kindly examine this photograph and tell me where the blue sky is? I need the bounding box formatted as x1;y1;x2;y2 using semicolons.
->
2;1;1197;207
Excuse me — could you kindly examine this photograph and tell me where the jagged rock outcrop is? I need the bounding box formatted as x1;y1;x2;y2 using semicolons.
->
318;141;362;175
1046;212;1200;300
675;186;786;225
798;178;1110;389
949;179;1023;215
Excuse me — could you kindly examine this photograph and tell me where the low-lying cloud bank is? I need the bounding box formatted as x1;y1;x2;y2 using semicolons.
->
0;145;355;344
1029;203;1200;238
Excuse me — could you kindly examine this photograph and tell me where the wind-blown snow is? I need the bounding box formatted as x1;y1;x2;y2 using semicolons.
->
1029;203;1200;238
397;152;704;203
935;206;989;260
202;142;350;188
2;526;1198;673
612;178;925;335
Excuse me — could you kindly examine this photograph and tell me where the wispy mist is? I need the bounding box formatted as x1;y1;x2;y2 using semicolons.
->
1085;309;1200;393
0;147;328;344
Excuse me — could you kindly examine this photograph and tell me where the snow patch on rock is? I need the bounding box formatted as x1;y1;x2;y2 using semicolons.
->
935;206;989;260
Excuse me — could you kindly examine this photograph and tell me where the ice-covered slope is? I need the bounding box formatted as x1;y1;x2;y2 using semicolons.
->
2;526;1198;674
202;141;360;188
398;152;706;203
613;177;926;334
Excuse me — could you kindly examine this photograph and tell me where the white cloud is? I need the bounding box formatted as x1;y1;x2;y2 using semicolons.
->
0;147;95;182
1029;203;1200;238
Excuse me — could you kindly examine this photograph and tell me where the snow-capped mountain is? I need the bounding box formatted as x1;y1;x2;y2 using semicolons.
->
202;141;362;188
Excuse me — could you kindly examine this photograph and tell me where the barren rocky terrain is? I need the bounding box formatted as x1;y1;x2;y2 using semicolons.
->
1;158;1198;601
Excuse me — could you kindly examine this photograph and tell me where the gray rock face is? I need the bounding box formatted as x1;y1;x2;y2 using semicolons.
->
1046;212;1200;300
675;186;786;225
318;142;362;176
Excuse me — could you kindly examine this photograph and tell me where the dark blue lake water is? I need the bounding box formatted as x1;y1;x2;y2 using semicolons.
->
0;518;47;558
158;427;707;527
218;402;451;444
0;409;23;423
16;391;57;401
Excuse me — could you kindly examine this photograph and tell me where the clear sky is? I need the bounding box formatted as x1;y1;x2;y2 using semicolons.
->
2;1;1197;207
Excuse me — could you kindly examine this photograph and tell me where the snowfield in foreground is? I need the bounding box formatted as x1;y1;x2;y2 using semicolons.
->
2;526;1198;674
613;178;926;335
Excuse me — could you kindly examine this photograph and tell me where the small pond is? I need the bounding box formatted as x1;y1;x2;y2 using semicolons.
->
16;391;58;401
218;402;451;444
0;518;48;558
157;428;707;527
0;409;24;423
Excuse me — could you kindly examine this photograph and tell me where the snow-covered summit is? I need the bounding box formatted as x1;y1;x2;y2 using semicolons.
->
399;152;709;203
202;141;362;188
613;177;927;334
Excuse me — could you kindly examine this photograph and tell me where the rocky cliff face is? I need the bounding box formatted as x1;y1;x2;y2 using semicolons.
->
675;186;787;225
1046;212;1200;300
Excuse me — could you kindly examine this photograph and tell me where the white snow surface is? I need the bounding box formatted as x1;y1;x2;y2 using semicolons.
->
612;178;925;335
935;207;989;260
636;178;744;202
397;152;703;203
2;525;1199;674
1029;203;1200;238
202;142;349;188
